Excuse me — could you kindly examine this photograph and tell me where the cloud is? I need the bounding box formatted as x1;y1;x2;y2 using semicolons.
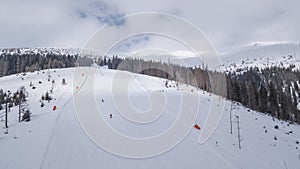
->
76;9;88;19
0;0;299;54
0;0;126;48
76;1;126;26
110;35;151;53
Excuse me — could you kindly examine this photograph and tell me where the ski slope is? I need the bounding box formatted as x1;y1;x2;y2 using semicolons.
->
0;67;299;169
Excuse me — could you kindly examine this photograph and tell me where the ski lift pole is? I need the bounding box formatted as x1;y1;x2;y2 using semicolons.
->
18;94;21;122
230;102;233;134
235;115;241;149
5;96;8;128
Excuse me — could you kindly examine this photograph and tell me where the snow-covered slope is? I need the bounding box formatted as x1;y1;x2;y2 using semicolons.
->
218;42;300;73
0;68;299;169
0;47;81;56
2;42;300;72
130;41;300;70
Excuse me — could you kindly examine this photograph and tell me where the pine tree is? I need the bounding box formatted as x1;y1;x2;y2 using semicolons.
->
258;84;268;112
268;81;279;117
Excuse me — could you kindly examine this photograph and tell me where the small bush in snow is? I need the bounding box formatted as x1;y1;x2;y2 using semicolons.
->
22;110;31;122
41;92;52;102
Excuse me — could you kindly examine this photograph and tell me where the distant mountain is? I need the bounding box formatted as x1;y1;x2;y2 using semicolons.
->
2;41;299;71
0;47;81;56
218;42;300;73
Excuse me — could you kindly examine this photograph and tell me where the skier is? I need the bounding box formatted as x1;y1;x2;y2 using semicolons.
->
110;113;113;119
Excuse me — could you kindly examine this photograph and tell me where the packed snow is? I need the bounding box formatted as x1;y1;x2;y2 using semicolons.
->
0;67;299;169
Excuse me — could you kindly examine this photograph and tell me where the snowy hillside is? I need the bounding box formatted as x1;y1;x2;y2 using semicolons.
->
1;42;300;72
0;67;299;169
0;47;81;56
218;42;300;73
148;41;300;71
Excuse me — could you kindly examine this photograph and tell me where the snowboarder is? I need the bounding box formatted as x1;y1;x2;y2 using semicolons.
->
110;113;113;119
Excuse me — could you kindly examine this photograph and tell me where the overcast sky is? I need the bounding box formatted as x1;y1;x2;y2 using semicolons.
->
0;0;299;54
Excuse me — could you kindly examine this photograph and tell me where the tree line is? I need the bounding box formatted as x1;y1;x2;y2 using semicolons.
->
101;56;300;123
226;66;300;123
0;52;78;77
1;51;299;123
